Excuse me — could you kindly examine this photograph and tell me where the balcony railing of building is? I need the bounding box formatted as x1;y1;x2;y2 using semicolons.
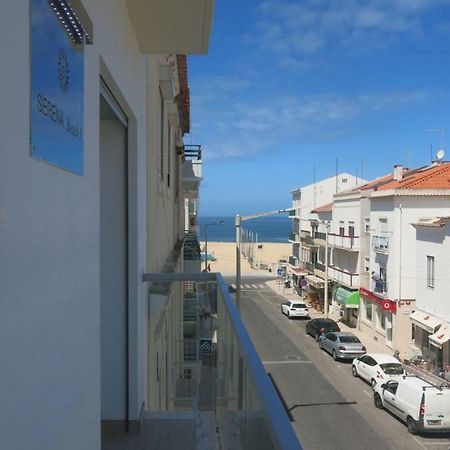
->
372;235;389;254
135;272;301;450
313;231;326;242
327;266;359;288
305;261;315;273
288;233;299;243
373;280;389;297
289;256;299;267
288;209;296;217
184;232;201;260
184;144;202;160
300;235;316;246
328;233;359;251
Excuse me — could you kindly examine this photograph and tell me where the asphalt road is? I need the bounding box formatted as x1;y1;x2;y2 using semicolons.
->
227;276;450;450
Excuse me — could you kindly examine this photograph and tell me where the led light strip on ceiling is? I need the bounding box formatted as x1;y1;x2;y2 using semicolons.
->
48;0;92;44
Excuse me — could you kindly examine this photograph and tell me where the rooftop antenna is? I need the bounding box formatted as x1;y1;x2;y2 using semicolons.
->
427;128;445;162
436;149;445;162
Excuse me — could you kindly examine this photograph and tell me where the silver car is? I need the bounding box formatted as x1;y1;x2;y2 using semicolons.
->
319;331;366;361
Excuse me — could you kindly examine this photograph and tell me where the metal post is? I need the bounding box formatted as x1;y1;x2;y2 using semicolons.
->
324;222;329;319
236;214;241;311
204;224;208;271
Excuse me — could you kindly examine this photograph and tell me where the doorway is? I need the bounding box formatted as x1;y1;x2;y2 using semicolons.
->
100;81;129;430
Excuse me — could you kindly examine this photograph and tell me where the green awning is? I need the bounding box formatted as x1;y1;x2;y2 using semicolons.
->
334;287;360;308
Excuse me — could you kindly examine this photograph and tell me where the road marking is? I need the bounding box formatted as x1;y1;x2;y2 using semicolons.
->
263;360;313;365
362;389;371;398
421;443;450;446
412;436;429;450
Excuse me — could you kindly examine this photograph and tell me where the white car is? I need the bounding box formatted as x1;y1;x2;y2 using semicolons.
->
352;353;405;388
281;300;309;319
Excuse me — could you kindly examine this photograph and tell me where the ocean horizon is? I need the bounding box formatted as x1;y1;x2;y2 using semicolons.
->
198;215;291;243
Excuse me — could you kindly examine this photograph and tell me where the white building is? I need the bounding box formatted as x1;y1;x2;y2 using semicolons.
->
360;164;450;356
1;1;214;449
411;217;450;375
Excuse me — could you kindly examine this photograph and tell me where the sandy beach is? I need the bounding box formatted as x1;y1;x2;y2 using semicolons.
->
201;241;291;276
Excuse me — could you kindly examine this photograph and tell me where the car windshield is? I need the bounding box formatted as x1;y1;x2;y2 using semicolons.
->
293;303;306;308
339;335;360;343
380;363;404;375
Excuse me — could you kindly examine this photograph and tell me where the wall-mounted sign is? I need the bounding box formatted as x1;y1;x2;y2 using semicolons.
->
30;0;84;175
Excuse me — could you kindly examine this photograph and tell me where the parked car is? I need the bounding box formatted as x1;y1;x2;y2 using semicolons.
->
305;318;340;341
373;376;450;434
318;332;366;361
352;353;405;388
281;300;309;319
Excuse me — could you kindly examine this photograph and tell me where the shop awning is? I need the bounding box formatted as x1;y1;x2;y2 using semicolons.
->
288;266;307;276
334;287;360;309
305;275;324;288
409;310;442;334
429;325;450;349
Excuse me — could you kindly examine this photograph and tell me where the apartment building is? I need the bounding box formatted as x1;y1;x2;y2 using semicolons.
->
288;173;363;308
360;163;450;356
411;217;450;375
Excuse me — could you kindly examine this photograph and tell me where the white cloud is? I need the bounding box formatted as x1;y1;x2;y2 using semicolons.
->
251;0;450;64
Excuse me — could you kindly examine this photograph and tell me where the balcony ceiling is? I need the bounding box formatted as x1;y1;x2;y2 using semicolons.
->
125;0;215;54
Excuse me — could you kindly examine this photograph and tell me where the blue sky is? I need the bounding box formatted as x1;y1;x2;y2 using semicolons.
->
186;0;450;216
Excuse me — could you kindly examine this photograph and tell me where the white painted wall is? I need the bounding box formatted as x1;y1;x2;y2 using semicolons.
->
415;224;450;322
370;194;450;301
0;1;151;448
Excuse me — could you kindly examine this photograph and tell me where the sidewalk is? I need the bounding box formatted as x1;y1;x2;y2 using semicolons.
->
266;279;393;355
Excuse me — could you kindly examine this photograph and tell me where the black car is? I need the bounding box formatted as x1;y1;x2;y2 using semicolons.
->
305;318;340;341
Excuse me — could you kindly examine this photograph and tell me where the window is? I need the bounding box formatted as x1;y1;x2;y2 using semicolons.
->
427;256;435;288
348;221;355;237
364;257;370;273
159;89;164;180
364;217;370;234
364;299;372;322
379;218;388;234
341;178;348;183
339;221;345;236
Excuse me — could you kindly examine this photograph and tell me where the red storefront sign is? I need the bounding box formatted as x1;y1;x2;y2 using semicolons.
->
359;287;397;312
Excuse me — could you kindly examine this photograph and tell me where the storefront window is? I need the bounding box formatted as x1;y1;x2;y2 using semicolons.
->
364;299;372;322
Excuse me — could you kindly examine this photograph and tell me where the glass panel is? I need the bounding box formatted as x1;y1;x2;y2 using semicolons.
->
144;273;301;450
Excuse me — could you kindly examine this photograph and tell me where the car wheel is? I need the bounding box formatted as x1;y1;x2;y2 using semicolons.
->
288;311;292;319
319;340;323;350
374;393;384;409
371;379;377;389
352;365;358;377
332;350;338;361
315;333;320;342
406;416;419;435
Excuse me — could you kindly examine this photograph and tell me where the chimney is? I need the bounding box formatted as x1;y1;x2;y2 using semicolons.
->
393;164;403;181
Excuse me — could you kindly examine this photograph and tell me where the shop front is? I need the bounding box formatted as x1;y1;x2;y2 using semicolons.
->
305;275;325;311
332;286;360;328
359;287;397;349
429;324;450;379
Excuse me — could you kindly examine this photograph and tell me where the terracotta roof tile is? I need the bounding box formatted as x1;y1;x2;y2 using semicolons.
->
378;163;450;190
312;202;333;213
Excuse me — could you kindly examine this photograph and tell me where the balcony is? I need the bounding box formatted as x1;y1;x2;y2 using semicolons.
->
328;233;359;251
182;145;203;192
313;231;327;242
300;235;316;246
183;232;201;261
373;280;388;297
314;261;326;278
304;261;315;273
289;256;299;267
288;209;296;217
372;235;389;254
328;266;359;288
288;233;299;243
106;272;301;450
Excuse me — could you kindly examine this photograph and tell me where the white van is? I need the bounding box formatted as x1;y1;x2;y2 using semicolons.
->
373;375;450;434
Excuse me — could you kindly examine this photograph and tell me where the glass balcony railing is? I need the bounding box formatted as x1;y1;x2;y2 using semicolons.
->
288;233;299;242
305;261;315;273
288;209;296;217
289;256;298;267
373;280;388;297
137;272;301;450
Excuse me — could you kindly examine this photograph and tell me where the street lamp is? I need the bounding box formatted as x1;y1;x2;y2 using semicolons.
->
204;220;224;271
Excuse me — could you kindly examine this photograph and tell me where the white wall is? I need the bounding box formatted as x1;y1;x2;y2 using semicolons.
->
370;195;450;301
0;1;149;448
415;225;450;321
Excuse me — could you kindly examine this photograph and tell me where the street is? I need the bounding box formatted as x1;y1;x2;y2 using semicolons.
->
227;275;450;450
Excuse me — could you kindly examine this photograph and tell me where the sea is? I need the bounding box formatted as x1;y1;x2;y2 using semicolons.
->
198;215;291;243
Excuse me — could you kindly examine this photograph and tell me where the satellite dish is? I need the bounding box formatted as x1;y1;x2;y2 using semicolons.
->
436;149;445;161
